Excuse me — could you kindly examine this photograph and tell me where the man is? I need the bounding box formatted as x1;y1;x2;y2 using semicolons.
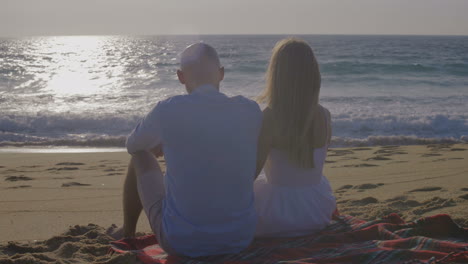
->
120;43;262;257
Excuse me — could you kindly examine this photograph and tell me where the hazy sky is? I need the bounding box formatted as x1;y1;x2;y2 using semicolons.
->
1;0;467;37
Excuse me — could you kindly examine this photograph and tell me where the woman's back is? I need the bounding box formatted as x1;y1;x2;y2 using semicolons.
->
264;105;330;186
263;145;327;186
254;38;336;237
254;105;336;237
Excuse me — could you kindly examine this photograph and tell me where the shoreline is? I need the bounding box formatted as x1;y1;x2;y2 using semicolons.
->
1;141;467;153
0;147;126;154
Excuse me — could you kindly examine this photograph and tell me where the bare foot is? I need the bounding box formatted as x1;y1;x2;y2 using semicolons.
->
106;224;127;240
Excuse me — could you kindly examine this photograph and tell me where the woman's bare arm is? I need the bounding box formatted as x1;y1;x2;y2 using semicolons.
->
255;108;273;179
321;105;332;146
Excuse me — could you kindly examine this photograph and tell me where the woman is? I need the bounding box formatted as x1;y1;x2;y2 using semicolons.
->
254;38;336;237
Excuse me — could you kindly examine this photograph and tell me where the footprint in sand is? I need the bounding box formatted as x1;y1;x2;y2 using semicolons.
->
412;197;455;215
350;197;379;205
62;182;91;187
104;168;124;172
52;176;75;180
340;157;359;161
450;148;467;152
366;156;392;161
5;176;34;181
7;185;32;189
20;165;43;168
93;172;123;177
409;186;442;192
336;185;353;192
427;144;453;152
3;169;30;173
385;195;408;202
421;153;442;157
353;183;384;190
107;172;123;176
373;148;408;156
388;161;408;164
336;199;350;204
352;147;373;151
56;162;85;166
459;194;468;200
47;167;80;171
343;163;379;168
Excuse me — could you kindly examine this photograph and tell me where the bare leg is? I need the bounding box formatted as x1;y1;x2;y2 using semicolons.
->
122;151;164;238
122;159;143;238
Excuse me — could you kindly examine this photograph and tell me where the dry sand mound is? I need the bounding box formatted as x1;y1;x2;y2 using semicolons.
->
0;225;138;264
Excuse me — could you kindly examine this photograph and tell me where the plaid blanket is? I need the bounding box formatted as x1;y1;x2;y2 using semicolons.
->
110;214;468;264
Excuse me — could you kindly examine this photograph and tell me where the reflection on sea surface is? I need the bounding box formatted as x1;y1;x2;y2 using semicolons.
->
0;35;467;147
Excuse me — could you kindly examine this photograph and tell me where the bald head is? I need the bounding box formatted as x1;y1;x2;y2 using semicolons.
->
180;43;220;69
177;43;224;93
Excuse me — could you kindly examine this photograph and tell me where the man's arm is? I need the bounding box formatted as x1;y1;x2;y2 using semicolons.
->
126;104;163;155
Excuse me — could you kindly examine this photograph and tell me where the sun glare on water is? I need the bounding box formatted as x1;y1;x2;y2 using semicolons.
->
39;36;116;96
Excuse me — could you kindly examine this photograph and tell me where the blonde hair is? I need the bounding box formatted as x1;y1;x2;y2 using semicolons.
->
261;38;322;168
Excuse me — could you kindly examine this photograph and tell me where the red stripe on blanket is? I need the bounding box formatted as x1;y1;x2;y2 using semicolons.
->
110;214;468;264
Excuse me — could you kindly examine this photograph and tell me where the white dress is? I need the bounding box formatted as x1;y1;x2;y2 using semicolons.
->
254;145;336;237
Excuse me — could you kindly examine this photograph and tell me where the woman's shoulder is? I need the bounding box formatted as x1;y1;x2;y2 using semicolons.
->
317;104;331;127
260;107;276;142
262;107;274;123
262;106;273;115
318;104;331;117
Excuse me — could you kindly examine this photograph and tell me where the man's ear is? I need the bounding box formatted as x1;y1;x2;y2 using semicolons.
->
177;70;185;84
219;67;225;82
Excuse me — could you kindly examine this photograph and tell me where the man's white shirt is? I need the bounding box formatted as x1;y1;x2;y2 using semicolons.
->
126;84;262;257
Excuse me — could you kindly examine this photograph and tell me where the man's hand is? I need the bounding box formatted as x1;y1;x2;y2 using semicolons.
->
150;144;164;158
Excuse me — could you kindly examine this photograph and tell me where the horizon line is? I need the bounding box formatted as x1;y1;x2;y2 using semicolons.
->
1;33;468;38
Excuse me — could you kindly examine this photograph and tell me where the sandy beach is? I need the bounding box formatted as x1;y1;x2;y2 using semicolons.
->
0;143;467;263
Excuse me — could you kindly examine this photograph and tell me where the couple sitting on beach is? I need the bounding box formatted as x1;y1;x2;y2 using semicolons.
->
117;38;336;258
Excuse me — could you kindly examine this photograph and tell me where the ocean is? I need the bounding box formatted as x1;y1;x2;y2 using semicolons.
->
0;35;467;148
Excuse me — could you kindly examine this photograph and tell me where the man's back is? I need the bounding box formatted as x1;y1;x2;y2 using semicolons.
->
157;85;262;256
